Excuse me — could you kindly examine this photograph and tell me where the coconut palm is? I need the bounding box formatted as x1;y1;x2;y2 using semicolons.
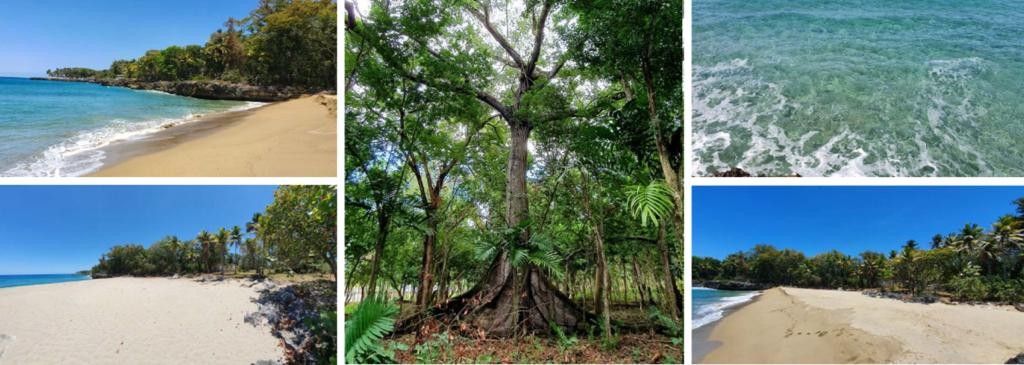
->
196;230;214;273
953;224;985;256
230;225;243;273
216;228;230;276
984;215;1024;275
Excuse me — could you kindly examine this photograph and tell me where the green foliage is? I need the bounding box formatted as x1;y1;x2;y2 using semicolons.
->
345;297;401;364
414;332;453;364
625;181;674;227
46;67;100;79
951;263;987;301
304;310;338;365
549;320;579;350
261;185;338;276
55;0;335;88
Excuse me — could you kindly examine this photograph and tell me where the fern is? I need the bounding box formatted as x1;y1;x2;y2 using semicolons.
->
345;297;400;364
625;181;674;227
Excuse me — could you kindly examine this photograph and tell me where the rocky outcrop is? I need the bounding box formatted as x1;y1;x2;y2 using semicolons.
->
1006;353;1024;364
30;77;332;102
96;79;330;102
711;167;802;177
695;279;770;291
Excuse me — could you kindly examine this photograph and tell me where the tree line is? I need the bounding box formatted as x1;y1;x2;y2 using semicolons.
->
695;196;1024;304
90;185;337;279
47;0;336;89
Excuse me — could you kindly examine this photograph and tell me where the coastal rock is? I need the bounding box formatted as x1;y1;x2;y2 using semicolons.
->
1015;303;1024;312
1006;353;1024;364
711;167;802;177
695;279;770;291
32;77;334;102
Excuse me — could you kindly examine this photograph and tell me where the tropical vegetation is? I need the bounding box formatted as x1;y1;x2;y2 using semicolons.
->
46;0;336;89
88;185;338;364
695;196;1024;304
345;0;682;362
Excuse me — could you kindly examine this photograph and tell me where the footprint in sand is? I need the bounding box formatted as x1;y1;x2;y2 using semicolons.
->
0;334;14;359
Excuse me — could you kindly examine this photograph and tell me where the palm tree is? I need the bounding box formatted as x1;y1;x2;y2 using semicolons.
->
931;234;944;249
953;224;985;256
216;228;230;276
230;226;243;273
196;230;214;273
984;215;1023;276
246;213;264;276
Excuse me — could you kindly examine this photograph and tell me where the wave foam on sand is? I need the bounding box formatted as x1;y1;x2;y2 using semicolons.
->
2;102;264;177
693;288;760;329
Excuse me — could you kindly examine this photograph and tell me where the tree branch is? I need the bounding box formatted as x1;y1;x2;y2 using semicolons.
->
466;5;525;70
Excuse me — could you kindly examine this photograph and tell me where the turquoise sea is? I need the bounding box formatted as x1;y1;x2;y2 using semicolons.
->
693;287;759;329
0;274;90;289
693;0;1024;176
0;77;258;176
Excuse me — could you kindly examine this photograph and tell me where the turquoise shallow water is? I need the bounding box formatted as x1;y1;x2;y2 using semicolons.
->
0;274;90;289
0;77;256;176
693;0;1024;176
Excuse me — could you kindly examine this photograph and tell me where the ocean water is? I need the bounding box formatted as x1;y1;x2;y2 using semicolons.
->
0;77;260;176
693;287;759;329
0;274;90;289
693;0;1024;176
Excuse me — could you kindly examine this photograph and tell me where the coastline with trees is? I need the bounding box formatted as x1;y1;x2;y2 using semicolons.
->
0;185;338;364
693;187;1024;363
35;0;337;102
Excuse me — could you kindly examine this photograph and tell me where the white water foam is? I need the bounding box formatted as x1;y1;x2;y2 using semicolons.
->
692;56;993;177
694;58;876;176
693;288;761;329
1;102;264;177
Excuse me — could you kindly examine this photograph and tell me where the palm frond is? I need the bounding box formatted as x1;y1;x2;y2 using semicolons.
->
625;181;675;227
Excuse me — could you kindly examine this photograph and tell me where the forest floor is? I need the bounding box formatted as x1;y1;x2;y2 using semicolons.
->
380;303;682;364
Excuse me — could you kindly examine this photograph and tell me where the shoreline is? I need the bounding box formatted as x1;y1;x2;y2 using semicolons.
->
88;94;336;177
699;287;1024;363
0;277;283;364
693;290;760;363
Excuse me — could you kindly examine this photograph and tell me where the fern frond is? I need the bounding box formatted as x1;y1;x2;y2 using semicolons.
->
345;297;399;364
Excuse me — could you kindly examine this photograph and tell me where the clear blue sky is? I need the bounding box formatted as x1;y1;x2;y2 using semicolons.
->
694;186;1024;259
0;0;257;77
0;185;277;275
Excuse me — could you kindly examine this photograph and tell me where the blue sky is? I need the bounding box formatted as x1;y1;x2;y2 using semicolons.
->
0;0;257;77
694;186;1024;259
0;185;277;275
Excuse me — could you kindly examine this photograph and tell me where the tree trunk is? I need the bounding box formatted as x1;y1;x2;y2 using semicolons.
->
632;256;647;308
425;121;587;337
657;223;681;320
641;50;685;257
366;214;390;298
581;170;612;339
415;211;437;309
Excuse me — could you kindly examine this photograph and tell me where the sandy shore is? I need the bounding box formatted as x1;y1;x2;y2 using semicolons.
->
89;94;336;177
700;287;1024;363
0;277;281;364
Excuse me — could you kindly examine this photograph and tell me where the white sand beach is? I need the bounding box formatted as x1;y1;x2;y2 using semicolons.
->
0;277;281;364
701;287;1024;363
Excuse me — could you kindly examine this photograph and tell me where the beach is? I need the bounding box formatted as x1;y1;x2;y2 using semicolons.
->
89;94;336;177
0;277;282;364
699;287;1024;363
